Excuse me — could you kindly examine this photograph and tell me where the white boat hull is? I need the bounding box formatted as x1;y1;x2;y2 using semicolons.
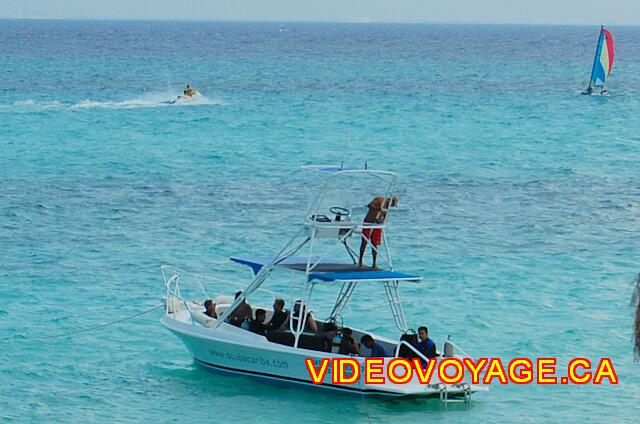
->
162;313;485;399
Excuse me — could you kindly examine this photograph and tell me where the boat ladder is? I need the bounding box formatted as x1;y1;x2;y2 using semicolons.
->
437;382;471;404
383;281;407;332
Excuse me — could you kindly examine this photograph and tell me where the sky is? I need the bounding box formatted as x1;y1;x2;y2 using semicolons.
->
2;0;640;25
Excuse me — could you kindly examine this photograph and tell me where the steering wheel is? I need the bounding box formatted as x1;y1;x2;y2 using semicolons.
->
329;206;350;217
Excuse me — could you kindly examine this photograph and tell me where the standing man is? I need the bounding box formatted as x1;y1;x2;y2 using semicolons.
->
358;196;398;268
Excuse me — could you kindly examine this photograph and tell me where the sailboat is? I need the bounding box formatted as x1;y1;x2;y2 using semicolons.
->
583;26;615;95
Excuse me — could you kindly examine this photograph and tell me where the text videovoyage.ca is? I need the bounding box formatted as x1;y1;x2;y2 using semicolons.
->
304;357;619;385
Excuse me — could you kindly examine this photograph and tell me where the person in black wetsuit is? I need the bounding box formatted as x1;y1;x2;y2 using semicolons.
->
417;326;437;359
267;298;288;331
249;308;268;336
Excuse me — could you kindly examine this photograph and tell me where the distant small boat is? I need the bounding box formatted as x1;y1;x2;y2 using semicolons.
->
583;26;614;95
168;87;200;104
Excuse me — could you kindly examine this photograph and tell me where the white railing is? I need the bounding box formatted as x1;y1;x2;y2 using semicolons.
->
161;265;284;326
161;266;200;320
304;218;386;232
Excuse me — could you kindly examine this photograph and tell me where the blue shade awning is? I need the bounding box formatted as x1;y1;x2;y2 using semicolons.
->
230;256;422;283
309;270;421;283
230;256;329;275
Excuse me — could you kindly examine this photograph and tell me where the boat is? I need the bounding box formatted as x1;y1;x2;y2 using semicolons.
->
161;165;487;401
169;88;200;104
583;25;615;95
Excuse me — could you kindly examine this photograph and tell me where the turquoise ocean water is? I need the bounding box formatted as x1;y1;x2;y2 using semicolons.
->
1;20;640;422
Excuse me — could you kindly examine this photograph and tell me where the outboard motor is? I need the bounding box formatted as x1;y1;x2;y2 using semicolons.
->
443;340;455;357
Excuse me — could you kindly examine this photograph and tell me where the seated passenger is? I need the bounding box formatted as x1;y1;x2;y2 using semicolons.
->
321;322;339;352
280;300;318;333
249;308;268;336
241;318;251;330
267;298;288;331
417;326;437;359
338;327;360;356
228;291;253;327
203;299;217;319
360;334;388;357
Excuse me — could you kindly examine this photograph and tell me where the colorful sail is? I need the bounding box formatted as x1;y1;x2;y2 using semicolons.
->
589;26;615;89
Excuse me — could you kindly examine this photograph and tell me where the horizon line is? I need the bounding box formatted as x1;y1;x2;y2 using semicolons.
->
0;16;636;27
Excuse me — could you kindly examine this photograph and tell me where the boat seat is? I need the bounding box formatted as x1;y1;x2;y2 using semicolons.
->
190;310;215;328
297;333;330;352
266;330;295;347
266;331;330;352
398;332;419;358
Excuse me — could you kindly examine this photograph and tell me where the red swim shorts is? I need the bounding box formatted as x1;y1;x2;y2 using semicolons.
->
362;228;382;246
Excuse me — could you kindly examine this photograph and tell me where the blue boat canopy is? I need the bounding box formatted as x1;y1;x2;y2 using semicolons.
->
230;256;422;283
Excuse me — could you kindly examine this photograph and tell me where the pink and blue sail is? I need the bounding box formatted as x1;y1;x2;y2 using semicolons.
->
588;26;615;90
